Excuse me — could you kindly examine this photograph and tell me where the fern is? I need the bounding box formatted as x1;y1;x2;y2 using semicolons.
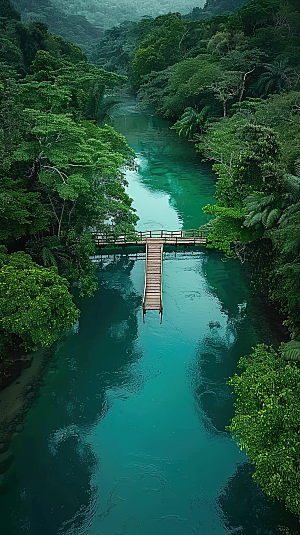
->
282;174;300;201
244;211;262;227
41;247;57;267
265;208;281;228
280;341;300;362
244;192;265;204
278;202;300;225
261;207;271;226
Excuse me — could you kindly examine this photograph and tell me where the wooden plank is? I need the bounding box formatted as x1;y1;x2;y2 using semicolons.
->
145;288;161;292
95;234;208;318
143;240;163;316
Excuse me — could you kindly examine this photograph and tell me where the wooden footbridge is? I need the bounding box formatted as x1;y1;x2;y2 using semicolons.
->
93;229;207;321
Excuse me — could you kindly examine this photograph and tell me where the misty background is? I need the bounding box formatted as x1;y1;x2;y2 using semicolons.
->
11;0;208;49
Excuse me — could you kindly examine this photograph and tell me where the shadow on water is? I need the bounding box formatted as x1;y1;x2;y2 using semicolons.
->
1;256;143;535
3;98;299;535
189;250;271;436
188;249;300;534
218;462;300;535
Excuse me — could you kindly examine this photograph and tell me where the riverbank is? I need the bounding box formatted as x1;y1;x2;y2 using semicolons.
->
0;348;49;445
2;99;299;535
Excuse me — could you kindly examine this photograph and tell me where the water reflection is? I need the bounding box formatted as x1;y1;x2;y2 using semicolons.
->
112;108;216;230
2;99;297;535
1;256;142;535
189;250;300;533
218;462;300;535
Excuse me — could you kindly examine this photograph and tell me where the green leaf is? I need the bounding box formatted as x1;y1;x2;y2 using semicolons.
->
280;341;300;362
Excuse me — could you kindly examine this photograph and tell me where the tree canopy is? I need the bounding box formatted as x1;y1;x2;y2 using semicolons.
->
228;344;300;519
0;1;138;373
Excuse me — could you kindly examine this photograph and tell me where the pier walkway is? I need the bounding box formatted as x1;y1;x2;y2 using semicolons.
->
93;229;207;321
143;240;163;322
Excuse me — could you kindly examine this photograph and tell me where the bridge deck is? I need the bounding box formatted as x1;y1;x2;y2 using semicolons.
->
94;229;207;248
92;230;208;322
143;240;163;322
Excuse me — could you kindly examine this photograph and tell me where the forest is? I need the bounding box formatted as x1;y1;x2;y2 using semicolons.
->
94;0;300;334
0;0;138;384
106;0;300;520
9;0;247;53
1;0;300;525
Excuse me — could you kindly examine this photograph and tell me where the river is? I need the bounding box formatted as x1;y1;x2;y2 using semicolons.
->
1;97;299;535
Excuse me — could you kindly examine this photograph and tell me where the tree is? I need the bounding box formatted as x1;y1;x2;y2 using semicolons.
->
132;14;188;86
198;115;281;255
0;247;79;352
207;70;243;116
14;111;136;234
0;0;21;21
0;177;48;242
255;62;299;98
235;0;281;36
11;110;137;295
171;105;210;139
28;52;127;121
0;13;138;305
158;54;223;118
228;344;300;519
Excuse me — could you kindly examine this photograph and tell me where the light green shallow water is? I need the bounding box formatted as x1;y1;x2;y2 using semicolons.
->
1;97;299;535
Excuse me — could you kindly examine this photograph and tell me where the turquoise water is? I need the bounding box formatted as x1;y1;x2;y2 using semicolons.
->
115;107;215;230
1;98;299;534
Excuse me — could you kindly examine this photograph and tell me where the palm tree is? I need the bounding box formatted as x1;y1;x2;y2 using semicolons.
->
171;106;210;139
243;192;282;229
255;61;299;98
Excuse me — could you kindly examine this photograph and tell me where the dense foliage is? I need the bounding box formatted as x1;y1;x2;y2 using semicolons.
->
111;0;300;339
131;1;300;117
90;1;248;78
2;0;300;520
10;0;245;53
0;1;137;376
0;247;79;352
228;344;300;518
91;0;300;519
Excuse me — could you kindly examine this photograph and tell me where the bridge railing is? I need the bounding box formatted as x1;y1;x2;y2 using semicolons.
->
93;228;208;245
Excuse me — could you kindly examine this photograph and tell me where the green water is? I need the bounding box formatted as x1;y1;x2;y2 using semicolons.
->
1;98;299;534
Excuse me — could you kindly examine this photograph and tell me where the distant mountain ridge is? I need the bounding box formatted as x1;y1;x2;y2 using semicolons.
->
186;0;248;19
10;0;103;51
10;0;247;51
11;0;205;33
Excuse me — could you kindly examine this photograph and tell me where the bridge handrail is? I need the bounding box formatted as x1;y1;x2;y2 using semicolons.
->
143;241;148;308
93;228;209;243
160;243;163;314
